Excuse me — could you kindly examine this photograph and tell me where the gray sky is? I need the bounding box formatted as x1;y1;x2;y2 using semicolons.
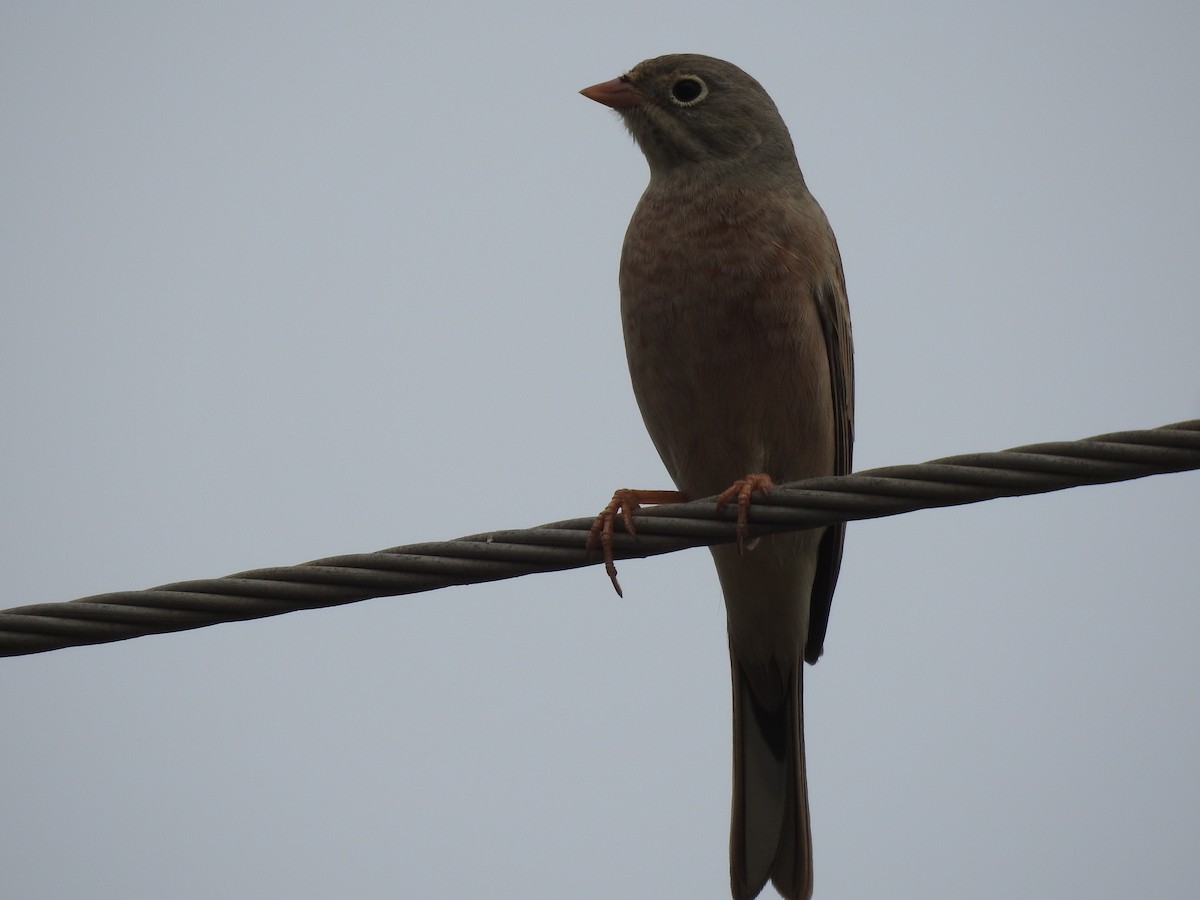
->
3;3;1199;898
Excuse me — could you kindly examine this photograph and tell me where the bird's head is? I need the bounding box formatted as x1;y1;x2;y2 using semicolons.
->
581;54;801;184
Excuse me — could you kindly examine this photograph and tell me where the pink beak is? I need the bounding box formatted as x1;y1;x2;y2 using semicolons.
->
579;77;646;110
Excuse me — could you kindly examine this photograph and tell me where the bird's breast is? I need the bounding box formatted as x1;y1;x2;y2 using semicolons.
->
617;183;836;496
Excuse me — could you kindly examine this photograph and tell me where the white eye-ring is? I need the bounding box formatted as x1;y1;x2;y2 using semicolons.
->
669;75;708;107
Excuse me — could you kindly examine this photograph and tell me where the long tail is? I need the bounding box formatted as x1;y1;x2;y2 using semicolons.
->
729;655;811;900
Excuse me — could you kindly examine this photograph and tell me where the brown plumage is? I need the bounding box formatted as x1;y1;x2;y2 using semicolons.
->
582;54;854;900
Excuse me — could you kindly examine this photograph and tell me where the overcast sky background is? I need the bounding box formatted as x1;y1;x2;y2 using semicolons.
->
3;3;1199;898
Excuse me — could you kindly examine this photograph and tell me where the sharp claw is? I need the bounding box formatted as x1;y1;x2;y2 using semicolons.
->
715;473;774;556
607;567;624;598
587;488;685;595
589;493;633;597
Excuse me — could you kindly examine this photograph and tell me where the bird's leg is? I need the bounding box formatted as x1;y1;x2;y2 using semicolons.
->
586;488;686;597
715;473;776;555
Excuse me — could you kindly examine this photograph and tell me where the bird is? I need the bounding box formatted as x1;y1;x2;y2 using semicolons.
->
580;55;854;900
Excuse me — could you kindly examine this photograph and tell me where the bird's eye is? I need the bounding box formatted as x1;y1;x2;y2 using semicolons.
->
669;75;708;107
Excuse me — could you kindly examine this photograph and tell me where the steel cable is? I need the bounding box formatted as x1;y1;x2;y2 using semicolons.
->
2;418;1197;657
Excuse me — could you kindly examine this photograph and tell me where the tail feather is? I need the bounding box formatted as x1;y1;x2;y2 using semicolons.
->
729;657;811;900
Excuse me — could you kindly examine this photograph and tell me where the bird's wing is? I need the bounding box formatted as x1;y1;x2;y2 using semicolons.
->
804;259;854;665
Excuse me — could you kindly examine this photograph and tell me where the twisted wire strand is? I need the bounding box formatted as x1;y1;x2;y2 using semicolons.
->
2;419;1197;658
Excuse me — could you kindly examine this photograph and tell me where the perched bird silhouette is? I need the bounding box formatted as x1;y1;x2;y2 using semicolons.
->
581;54;854;900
